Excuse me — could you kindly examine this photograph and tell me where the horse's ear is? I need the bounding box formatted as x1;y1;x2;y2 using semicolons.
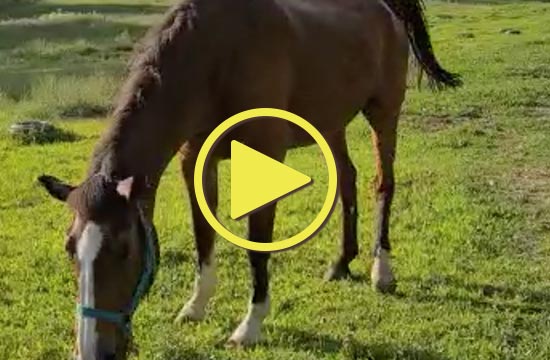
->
116;177;134;200
116;175;146;201
38;175;74;202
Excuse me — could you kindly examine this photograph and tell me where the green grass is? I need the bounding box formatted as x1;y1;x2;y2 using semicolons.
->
1;0;550;359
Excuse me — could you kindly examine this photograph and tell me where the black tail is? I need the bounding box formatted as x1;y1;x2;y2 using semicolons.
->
381;0;462;89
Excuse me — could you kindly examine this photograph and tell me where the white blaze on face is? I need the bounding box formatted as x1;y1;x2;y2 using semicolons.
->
77;222;103;360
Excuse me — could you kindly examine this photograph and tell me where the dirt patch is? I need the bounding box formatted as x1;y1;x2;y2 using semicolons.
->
405;114;454;132
404;106;484;132
506;65;550;80
520;107;550;118
509;167;550;207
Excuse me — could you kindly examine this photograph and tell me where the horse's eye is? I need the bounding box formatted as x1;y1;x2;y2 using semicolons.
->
107;231;130;260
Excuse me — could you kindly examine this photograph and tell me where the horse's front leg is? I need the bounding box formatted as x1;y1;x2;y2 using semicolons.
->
227;205;275;346
227;127;287;346
175;144;218;322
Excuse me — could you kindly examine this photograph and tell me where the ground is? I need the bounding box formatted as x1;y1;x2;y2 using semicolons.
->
1;0;550;359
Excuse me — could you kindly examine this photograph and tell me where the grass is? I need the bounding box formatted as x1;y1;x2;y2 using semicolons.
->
1;0;550;359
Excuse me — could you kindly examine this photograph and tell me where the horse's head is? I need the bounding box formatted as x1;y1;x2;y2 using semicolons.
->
38;174;157;360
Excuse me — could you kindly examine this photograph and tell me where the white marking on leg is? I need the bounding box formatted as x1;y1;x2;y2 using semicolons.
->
176;254;217;322
228;297;270;346
371;249;396;293
76;222;103;360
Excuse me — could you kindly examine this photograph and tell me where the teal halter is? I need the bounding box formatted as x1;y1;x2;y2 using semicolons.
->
76;205;158;334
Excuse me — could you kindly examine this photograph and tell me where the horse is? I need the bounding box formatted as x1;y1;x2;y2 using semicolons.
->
38;0;460;358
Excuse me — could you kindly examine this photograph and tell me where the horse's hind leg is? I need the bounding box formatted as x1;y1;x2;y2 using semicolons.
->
175;141;218;322
363;101;400;294
324;131;359;281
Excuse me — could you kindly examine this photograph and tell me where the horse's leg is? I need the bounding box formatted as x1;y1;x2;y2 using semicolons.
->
324;131;359;281
364;102;400;294
227;129;287;346
227;206;276;346
175;143;218;322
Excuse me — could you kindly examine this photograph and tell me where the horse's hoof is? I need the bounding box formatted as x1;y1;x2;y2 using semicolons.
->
371;250;396;294
226;323;262;347
324;262;351;281
174;303;206;323
372;277;397;294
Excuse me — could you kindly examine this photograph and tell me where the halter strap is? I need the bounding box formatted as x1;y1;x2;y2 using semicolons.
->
77;305;130;329
77;204;158;333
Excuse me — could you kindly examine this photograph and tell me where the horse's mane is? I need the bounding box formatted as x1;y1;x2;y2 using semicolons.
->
112;1;198;120
90;1;198;176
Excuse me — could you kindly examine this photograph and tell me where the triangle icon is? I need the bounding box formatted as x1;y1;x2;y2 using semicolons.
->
231;141;312;220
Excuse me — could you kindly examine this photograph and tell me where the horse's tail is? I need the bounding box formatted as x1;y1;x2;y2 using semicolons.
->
381;0;462;89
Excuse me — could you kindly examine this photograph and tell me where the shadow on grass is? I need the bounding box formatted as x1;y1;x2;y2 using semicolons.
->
0;278;13;306
162;248;193;268
268;325;448;359
402;275;550;314
147;347;213;360
0;2;167;21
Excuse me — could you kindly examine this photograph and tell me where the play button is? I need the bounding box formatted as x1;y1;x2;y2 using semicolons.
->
194;108;338;252
230;141;312;219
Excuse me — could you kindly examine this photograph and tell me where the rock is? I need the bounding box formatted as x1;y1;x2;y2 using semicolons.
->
500;28;522;35
458;32;475;39
9;120;77;144
9;120;55;136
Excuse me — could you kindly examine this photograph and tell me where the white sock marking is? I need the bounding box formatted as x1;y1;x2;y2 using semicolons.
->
371;249;395;291
77;222;103;360
178;255;217;321
229;297;270;345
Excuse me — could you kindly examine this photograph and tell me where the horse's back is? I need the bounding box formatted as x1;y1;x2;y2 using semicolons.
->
203;0;408;149
279;0;408;134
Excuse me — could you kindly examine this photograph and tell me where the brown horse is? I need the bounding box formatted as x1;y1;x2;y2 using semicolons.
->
38;0;460;358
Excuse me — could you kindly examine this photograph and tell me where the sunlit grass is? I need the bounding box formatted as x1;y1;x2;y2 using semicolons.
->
1;1;550;359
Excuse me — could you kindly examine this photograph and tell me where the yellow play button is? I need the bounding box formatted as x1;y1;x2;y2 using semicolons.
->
194;108;338;252
230;141;312;219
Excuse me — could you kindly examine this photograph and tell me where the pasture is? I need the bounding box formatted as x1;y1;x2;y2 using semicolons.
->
1;0;550;359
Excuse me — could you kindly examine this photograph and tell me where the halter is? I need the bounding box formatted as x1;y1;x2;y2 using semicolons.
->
76;205;158;334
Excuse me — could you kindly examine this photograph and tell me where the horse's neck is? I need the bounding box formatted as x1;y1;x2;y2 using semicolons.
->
88;1;216;193
89;110;182;194
89;88;216;209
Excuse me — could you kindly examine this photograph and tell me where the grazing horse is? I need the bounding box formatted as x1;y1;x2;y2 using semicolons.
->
38;0;460;358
